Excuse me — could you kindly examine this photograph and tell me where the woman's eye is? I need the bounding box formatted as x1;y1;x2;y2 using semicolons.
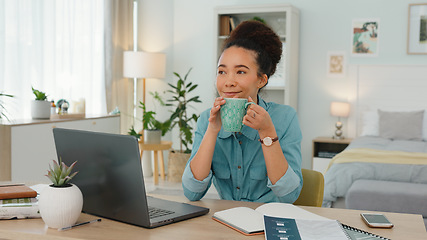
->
237;70;246;74
217;70;225;75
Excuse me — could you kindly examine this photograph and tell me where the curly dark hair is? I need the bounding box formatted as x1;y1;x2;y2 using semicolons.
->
222;20;282;83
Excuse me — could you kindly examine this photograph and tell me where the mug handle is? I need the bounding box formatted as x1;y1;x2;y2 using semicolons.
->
245;102;255;109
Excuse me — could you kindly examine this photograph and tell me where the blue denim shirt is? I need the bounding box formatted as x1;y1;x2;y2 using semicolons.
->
182;97;303;203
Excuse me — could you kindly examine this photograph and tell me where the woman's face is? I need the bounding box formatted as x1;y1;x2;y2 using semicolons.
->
216;46;267;101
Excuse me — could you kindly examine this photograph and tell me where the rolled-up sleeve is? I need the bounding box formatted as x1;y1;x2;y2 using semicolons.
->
267;108;303;203
182;166;212;201
182;110;213;201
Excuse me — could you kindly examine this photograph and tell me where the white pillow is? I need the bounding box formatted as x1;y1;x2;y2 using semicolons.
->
360;110;379;136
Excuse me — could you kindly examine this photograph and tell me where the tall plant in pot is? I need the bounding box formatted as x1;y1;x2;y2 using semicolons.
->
165;68;201;182
31;87;51;119
38;158;83;229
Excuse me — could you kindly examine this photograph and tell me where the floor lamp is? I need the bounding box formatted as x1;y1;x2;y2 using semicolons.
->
122;0;166;129
123;51;166;133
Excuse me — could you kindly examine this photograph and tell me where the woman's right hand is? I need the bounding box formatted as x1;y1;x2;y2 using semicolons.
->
208;97;225;133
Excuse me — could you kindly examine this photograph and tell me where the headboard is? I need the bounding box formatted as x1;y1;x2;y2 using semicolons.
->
347;64;427;137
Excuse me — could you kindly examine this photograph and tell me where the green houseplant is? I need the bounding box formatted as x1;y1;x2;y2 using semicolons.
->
166;68;201;153
38;158;83;229
128;92;171;143
165;68;201;182
31;87;51;119
0;92;13;122
139;101;171;144
140;100;171;136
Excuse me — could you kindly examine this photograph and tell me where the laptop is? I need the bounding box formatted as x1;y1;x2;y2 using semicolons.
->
52;128;209;228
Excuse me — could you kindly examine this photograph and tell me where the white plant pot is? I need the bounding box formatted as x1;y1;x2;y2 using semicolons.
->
31;100;51;119
39;184;83;229
144;129;161;144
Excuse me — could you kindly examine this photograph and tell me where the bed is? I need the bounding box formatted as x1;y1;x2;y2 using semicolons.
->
322;64;427;227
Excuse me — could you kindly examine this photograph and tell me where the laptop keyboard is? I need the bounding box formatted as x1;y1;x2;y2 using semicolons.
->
148;206;175;219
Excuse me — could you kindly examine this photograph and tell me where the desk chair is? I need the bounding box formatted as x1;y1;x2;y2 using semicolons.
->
293;168;324;207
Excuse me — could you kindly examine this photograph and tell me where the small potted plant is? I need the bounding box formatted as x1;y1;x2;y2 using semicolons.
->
38;158;83;229
0;92;13;122
31;87;51;119
165;68;201;182
139;99;171;144
128;92;171;144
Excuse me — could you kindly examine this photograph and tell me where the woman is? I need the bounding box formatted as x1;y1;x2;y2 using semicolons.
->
182;21;302;203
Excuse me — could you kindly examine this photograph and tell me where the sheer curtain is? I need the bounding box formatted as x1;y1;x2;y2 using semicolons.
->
104;0;134;134
0;0;106;120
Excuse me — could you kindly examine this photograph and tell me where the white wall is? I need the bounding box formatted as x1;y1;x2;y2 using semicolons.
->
141;0;427;168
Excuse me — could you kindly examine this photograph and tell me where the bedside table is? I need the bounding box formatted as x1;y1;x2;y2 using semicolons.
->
312;137;352;173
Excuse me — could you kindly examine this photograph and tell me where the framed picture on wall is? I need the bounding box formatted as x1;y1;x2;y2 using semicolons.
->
351;18;379;57
407;3;427;54
327;51;346;78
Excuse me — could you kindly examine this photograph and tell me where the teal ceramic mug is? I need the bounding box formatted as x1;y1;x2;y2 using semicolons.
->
220;98;255;132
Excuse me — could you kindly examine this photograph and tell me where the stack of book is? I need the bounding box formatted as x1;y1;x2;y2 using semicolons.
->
0;184;40;219
318;151;338;158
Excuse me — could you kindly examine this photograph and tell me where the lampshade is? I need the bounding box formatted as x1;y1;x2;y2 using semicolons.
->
330;102;350;118
123;51;166;79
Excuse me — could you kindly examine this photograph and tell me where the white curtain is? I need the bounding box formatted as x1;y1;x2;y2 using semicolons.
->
0;0;105;120
104;0;134;134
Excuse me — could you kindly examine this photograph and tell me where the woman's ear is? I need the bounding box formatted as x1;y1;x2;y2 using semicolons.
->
258;74;268;89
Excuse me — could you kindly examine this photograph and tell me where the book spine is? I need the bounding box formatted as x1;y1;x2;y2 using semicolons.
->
0;198;40;219
219;15;230;36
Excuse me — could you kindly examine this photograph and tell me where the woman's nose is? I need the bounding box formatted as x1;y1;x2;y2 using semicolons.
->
224;75;236;87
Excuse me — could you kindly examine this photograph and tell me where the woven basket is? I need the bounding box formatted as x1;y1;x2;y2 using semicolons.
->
167;150;190;182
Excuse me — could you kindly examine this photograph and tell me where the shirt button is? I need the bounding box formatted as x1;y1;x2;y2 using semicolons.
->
237;166;241;169
239;141;242;144
239;132;242;135
236;187;240;190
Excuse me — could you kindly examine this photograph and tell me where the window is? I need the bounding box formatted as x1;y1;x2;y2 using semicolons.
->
0;0;105;119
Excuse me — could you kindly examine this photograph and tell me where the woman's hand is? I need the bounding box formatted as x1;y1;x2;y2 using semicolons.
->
208;97;226;133
243;96;275;136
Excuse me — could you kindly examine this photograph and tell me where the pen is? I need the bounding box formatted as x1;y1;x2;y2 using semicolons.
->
58;218;102;231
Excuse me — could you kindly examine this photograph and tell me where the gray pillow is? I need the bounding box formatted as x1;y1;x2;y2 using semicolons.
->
378;110;424;140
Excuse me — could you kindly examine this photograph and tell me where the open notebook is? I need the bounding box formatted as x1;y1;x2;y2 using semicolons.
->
212;202;390;240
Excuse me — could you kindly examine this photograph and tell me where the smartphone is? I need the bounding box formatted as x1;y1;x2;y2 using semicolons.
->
360;213;394;228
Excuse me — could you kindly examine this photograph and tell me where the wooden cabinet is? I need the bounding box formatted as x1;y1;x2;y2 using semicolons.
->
214;4;300;109
312;137;352;174
0;115;120;182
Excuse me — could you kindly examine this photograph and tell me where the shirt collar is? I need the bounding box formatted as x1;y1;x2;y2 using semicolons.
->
218;96;267;141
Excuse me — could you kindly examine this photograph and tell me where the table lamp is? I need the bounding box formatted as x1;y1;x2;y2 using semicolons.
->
330;101;350;139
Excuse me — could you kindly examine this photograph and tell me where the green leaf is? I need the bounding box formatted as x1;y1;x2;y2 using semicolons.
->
173;72;181;78
184;68;192;80
177;79;184;90
167;83;177;90
188;85;197;92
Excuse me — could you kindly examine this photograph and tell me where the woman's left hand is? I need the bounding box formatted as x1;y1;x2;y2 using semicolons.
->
243;96;274;133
